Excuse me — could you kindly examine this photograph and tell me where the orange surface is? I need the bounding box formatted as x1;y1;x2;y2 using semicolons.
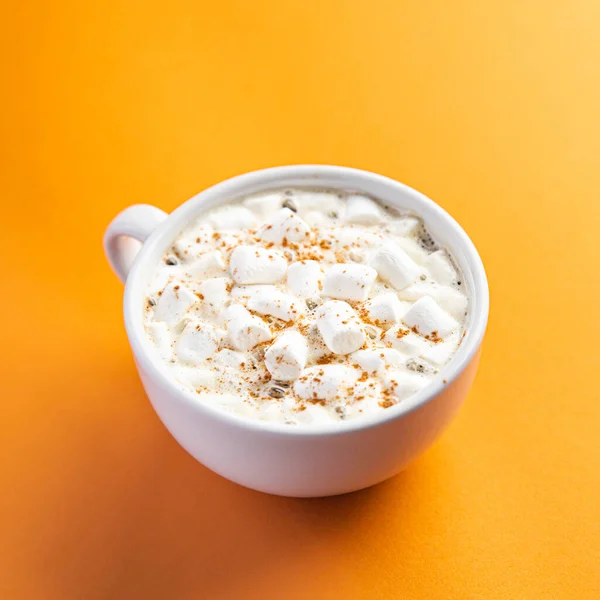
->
1;1;600;598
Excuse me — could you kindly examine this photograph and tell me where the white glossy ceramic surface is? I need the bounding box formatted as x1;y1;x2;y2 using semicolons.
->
104;165;489;497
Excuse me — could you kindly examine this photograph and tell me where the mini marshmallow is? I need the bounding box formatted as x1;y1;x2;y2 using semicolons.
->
293;191;344;214
384;327;431;356
257;400;287;423
383;371;428;400
348;248;366;263
197;277;229;312
345;194;383;225
146;322;174;360
229;246;287;284
322;263;377;302
396;281;437;302
422;333;460;366
434;287;468;320
388;216;420;237
247;286;305;321
257;208;311;243
176;320;219;364
401;295;458;338
230;284;273;301
344;380;384;418
264;331;309;381
294;365;359;401
328;227;383;249
395;237;429;265
188;251;226;280
316;300;366;355
303;323;331;363
173;224;214;259
211;393;258;417
426;250;458;285
397;282;468;320
351;348;405;374
363;292;405;328
211;348;247;369
281;395;331;425
303;211;332;227
153;283;198;325
206;205;257;230
175;366;217;390
242;192;283;217
352;379;382;403
291;402;333;425
286;260;324;297
370;242;422;290
224;304;272;351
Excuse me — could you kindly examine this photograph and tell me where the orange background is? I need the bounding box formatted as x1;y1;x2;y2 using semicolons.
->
2;1;600;598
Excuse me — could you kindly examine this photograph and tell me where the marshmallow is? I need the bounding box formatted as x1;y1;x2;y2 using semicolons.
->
327;227;383;249
348;248;366;263
188;251;226;280
257;208;311;243
280;395;332;425
422;331;461;366
211;393;258;417
211;348;247;369
153;283;198;325
322;263;377;302
352;379;382;402
401;295;458;338
384;327;431;356
426;250;458;285
197;277;229;312
388;216;420;237
206;205;257;230
363;292;405;328
224;304;272;351
294;365;359;401
303;211;332;227
396;281;436;302
291;402;333;425
247;286;305;321
242;192;283;217
173;224;214;259
350;348;405;374
175;366;217;390
230;284;273;301
264;331;308;381
398;282;468;320
345;194;383;225
146;321;174;360
316;300;366;355
303;323;331;363
176;320;219;363
345;380;384;418
434;287;468;320
395;237;429;265
383;371;428;400
229;246;287;284
370;242;422;290
286;260;324;297
257;400;287;423
293;191;344;214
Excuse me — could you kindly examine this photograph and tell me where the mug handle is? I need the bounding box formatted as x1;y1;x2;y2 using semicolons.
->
103;204;168;283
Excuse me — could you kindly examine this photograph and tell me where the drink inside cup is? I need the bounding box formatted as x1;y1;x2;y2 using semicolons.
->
143;189;469;425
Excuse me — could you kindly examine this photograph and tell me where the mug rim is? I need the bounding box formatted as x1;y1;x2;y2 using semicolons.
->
123;165;489;437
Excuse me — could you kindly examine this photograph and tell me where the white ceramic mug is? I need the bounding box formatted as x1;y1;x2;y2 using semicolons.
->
104;165;489;497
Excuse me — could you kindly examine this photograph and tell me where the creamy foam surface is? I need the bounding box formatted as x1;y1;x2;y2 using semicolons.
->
143;189;469;425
